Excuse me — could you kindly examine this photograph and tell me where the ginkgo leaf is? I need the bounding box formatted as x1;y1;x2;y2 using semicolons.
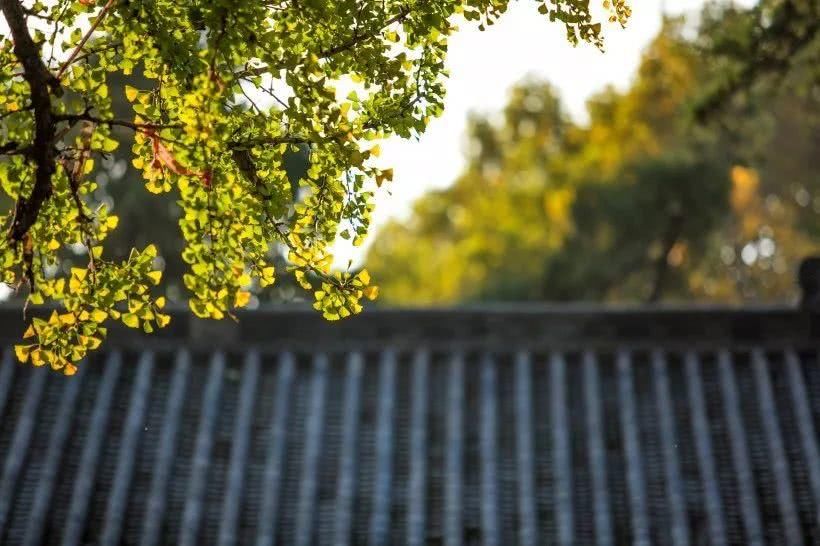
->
358;269;371;285
15;344;33;363
363;285;379;300
235;290;251;308
147;271;162;285
122;313;139;328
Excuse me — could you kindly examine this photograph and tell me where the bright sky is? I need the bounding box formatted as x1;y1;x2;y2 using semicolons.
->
334;0;756;266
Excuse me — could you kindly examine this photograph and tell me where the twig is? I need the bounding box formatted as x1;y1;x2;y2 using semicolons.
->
55;0;117;81
56;111;183;132
235;5;413;78
64;41;121;68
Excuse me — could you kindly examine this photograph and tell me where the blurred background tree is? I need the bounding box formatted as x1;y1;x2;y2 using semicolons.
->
367;2;820;304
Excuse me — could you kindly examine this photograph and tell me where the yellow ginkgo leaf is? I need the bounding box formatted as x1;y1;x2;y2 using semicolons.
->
363;285;379;300
59;313;76;326
69;276;82;293
147;271;162;285
30;349;45;367
358;269;371;285
122;313;139;328
14;344;33;363
235;290;251;308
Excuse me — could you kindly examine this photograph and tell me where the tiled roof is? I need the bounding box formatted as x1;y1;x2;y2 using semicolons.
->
1;307;820;545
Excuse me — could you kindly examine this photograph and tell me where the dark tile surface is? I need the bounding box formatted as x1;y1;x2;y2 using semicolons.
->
1;308;820;545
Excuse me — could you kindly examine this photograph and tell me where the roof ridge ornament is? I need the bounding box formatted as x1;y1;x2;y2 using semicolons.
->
798;256;820;309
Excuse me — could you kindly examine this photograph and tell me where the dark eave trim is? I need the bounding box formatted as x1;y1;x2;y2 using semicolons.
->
0;304;818;351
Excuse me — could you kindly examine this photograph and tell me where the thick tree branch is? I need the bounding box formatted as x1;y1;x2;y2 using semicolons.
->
1;0;60;244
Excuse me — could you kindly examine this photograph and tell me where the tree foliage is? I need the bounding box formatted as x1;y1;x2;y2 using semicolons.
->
368;10;820;305
694;0;820;119
0;0;630;373
67;68;313;305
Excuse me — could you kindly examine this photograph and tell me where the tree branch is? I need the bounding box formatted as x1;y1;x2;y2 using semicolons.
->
1;0;60;244
320;6;411;57
55;0;116;80
236;5;412;79
228;134;314;149
0;141;20;155
56;111;182;133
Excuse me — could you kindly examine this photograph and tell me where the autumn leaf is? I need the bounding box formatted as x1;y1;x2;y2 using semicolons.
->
147;130;197;177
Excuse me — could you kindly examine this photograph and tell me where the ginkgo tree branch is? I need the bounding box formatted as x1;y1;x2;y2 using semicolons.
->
235;4;413;79
56;111;183;133
1;0;142;245
320;5;412;57
0;0;61;244
228;135;315;149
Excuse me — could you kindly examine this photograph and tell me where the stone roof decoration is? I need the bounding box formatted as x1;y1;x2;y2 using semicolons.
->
1;306;820;545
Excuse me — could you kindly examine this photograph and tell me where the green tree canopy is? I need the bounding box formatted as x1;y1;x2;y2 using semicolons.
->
0;0;631;373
